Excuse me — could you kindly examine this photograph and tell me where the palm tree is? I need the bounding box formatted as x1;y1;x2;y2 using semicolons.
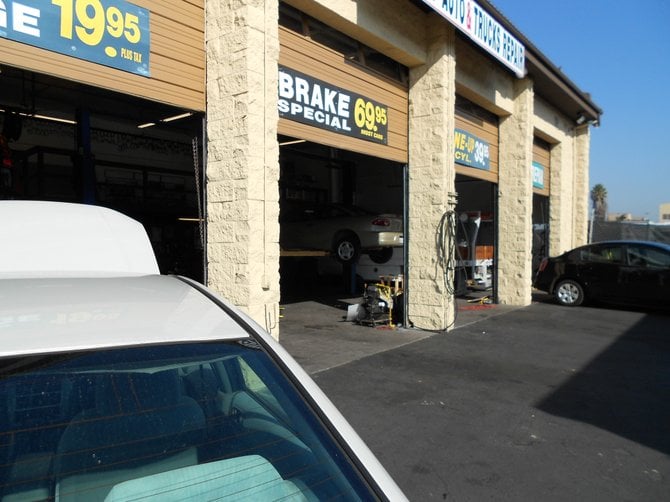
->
590;184;608;221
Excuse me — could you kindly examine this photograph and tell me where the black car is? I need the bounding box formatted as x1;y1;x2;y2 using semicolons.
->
534;240;670;308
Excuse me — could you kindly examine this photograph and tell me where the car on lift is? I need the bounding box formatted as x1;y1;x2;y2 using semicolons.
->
280;202;403;264
534;240;670;308
0;201;407;501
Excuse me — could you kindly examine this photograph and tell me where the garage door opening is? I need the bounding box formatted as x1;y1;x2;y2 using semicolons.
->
453;95;499;303
279;137;404;304
0;67;205;281
533;194;550;275
532;137;552;276
455;176;497;302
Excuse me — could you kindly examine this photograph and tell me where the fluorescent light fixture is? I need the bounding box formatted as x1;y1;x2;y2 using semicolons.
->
162;112;193;123
33;114;73;124
177;217;204;222
31;113;76;125
279;139;307;146
138;111;194;128
1;109;76;125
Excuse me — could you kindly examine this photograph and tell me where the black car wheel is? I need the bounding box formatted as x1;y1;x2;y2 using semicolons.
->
554;279;585;306
334;233;361;264
368;247;394;264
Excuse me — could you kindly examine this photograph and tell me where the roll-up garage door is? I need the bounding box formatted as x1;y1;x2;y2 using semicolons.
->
532;137;551;196
278;26;408;163
0;1;205;111
455;96;499;183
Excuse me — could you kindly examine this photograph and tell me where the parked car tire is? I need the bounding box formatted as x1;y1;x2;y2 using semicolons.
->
368;247;394;264
334;232;361;264
554;279;585;306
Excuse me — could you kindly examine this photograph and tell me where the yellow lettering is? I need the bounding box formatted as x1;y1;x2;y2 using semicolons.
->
455;151;471;163
120;48;134;60
455;132;465;149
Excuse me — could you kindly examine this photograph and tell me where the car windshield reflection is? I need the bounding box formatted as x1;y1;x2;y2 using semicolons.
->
0;342;376;501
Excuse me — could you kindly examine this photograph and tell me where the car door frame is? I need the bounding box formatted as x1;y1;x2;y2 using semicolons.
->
620;243;670;306
576;243;626;302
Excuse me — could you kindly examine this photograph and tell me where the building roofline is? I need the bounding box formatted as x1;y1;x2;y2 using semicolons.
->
412;0;603;125
480;1;602;124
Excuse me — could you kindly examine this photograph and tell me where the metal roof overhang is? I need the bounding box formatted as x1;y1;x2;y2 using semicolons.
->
524;50;602;126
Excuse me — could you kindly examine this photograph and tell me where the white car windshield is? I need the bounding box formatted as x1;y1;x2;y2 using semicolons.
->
0;342;378;501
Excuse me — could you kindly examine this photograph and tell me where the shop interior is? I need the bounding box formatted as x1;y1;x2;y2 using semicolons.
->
0;66;204;281
454;176;497;300
532;194;550;275
278;135;405;305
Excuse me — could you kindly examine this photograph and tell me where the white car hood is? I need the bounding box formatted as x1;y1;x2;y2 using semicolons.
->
0;275;249;357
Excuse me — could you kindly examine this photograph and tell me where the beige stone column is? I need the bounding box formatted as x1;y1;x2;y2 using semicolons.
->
548;138;576;256
573;126;591;247
406;20;457;331
497;78;534;305
205;0;281;338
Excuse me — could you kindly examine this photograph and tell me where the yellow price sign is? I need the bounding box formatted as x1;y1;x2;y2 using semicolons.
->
52;0;140;46
353;97;388;143
354;98;388;132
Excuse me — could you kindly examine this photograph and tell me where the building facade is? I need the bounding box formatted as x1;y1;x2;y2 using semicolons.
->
0;0;601;337
204;0;600;334
660;203;670;223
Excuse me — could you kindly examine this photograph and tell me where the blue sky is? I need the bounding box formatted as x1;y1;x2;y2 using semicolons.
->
492;0;670;221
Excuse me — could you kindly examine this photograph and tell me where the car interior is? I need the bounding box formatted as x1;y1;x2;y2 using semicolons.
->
0;343;369;501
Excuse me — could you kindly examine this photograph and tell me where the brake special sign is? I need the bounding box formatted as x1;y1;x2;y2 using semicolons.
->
278;66;388;145
0;0;150;76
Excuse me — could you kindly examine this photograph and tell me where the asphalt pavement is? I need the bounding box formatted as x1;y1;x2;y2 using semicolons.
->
278;294;670;501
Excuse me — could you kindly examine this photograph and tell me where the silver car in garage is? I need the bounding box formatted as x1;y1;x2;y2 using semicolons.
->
281;203;403;264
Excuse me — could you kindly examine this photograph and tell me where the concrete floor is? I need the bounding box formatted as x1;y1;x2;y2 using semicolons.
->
278;290;520;375
278;294;670;501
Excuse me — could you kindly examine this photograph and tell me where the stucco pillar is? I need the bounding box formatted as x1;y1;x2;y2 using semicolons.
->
497;78;534;305
205;0;281;338
406;20;457;331
573;126;590;247
549;139;576;255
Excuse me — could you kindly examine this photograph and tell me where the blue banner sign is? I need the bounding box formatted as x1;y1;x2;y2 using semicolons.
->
454;128;490;170
532;161;545;189
0;0;150;76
